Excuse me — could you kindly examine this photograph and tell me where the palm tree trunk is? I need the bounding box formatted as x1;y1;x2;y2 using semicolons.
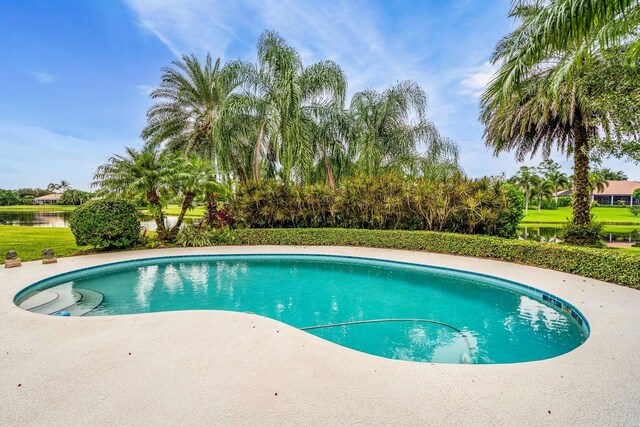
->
204;192;218;227
252;123;265;182
324;155;335;190
147;191;165;232
171;191;196;234
573;118;591;226
524;193;529;215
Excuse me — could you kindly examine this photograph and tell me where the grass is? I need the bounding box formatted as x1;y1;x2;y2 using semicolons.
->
522;207;640;224
0;205;77;212
141;204;206;218
0;226;90;264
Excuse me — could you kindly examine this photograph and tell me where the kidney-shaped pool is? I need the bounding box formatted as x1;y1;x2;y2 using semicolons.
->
14;254;589;364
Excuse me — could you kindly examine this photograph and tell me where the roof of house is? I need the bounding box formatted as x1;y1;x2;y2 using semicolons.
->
34;193;63;201
594;180;640;196
553;181;640;197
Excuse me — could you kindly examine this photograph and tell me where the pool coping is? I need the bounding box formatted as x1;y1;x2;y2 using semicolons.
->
1;245;639;425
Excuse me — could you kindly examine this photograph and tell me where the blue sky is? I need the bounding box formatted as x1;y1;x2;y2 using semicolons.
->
0;0;637;190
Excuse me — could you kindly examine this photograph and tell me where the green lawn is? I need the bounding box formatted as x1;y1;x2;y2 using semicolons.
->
141;204;206;218
0;204;78;212
0;225;90;264
522;207;640;224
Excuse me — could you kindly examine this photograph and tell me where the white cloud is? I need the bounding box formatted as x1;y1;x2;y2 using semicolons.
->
28;71;55;84
137;84;154;95
459;61;497;99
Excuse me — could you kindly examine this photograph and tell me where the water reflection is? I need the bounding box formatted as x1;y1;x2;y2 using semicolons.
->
0;210;192;230
519;226;640;243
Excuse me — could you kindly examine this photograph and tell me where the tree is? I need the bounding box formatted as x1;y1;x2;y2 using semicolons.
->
59;180;71;191
490;0;639;99
481;3;640;239
238;30;347;183
512;166;537;215
166;157;219;234
545;170;570;205
348;81;457;176
588;172;609;194
593;168;628;181
46;183;59;193
0;189;20;206
531;175;554;214
93;144;176;232
142;53;248;180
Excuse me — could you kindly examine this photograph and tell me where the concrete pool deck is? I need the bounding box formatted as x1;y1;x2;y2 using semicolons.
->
1;246;639;426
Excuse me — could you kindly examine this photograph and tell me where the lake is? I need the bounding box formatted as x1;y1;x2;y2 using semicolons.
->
0;211;193;230
518;225;640;244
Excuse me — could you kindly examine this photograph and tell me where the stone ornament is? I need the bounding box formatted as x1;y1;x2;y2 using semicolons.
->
42;248;57;264
5;250;22;268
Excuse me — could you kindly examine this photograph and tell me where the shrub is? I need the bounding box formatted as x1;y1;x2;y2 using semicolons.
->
204;228;640;288
560;220;605;247
69;199;140;249
229;174;524;237
630;206;640;216
176;224;214;247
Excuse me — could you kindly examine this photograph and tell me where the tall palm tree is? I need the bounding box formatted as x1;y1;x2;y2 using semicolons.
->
348;81;455;176
93;144;176;232
142;53;248;180
513;166;536;215
546;170;570;205
481;3;638;230
237;30;347;183
59;180;71;191
531;176;554;214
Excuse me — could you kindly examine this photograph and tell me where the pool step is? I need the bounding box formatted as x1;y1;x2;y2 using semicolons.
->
18;289;59;310
22;284;81;314
64;288;104;316
19;284;104;316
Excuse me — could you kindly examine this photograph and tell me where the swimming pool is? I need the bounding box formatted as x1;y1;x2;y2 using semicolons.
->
15;254;588;364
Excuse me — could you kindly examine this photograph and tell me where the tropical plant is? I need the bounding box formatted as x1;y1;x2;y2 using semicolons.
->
93;144;177;232
588;172;609;194
237;30;347;183
481;3;640;244
512;166;536;215
46;183;59;193
348;81;456;176
59;189;92;205
630;205;640;216
592;168;628;181
531;175;554;214
142;53;248;180
545;170;570;205
58;180;71;191
176;224;215;247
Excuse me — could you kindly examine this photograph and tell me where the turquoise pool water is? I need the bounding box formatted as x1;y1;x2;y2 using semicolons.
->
15;254;588;364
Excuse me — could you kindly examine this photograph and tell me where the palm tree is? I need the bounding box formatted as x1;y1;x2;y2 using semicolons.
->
142;53;248;180
546;170;570;205
491;0;638;97
46;183;59;193
59;180;71;191
93;144;176;232
481;3;638;230
588;172;609;194
531;176;554;214
513;166;536;215
237;30;347;183
348;80;455;176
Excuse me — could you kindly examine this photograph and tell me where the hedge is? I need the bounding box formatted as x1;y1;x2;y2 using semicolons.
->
209;228;639;288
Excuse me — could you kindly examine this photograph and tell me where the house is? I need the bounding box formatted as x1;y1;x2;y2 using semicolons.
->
555;180;640;206
34;193;63;205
